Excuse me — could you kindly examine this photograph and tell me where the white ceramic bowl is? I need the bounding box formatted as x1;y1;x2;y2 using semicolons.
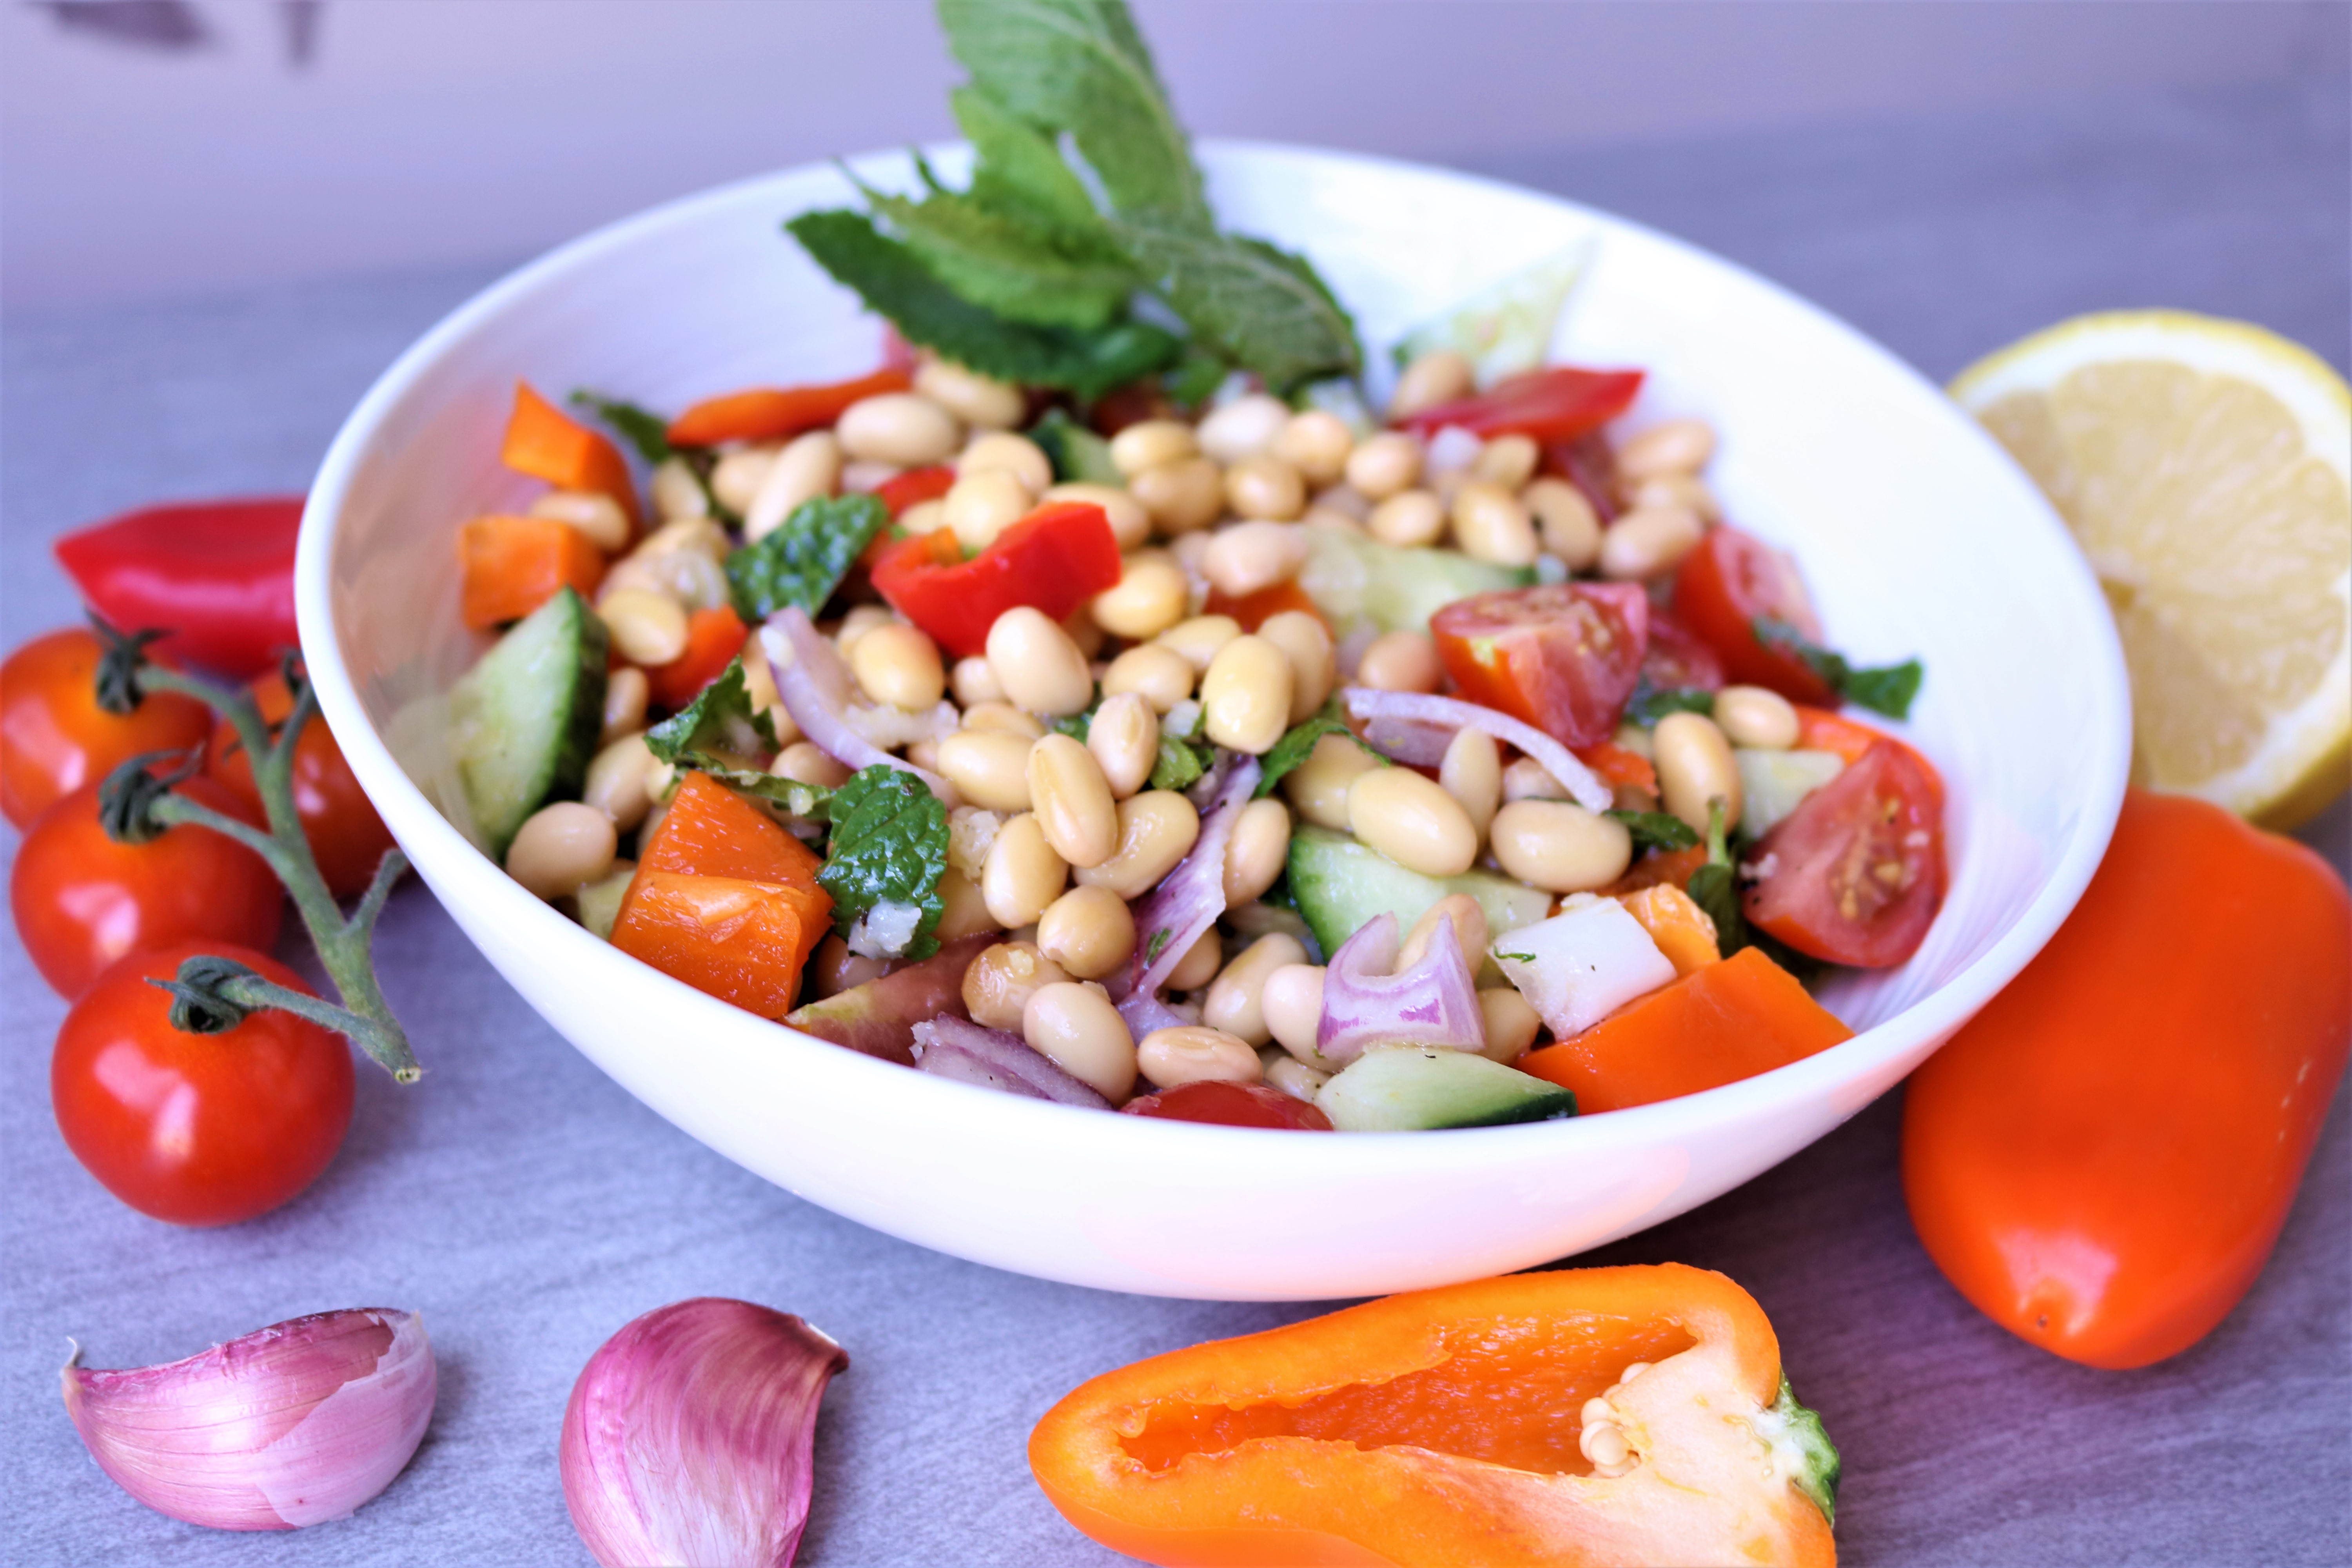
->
299;143;2129;1300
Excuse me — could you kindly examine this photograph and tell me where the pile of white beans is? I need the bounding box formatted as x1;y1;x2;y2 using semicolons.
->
492;346;1804;1113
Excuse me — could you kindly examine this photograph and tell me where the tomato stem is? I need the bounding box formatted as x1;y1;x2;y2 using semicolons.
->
146;954;414;1077
102;655;422;1085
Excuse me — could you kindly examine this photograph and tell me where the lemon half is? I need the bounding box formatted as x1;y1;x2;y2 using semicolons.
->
1953;311;2351;828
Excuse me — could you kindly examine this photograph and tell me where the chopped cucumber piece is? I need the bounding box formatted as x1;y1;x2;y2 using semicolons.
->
1287;826;1552;969
1299;524;1533;637
573;860;636;940
449;586;608;858
1736;748;1846;838
1318;1045;1577;1131
1391;236;1594;389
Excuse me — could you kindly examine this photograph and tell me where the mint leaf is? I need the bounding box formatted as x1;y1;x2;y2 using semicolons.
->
570;391;673;467
1752;617;1924;721
1027;408;1122;485
1625;683;1717;726
862;175;1135;330
1607;809;1700;854
1254;696;1384;798
788;209;1180;399
953;85;1117;241
1149;731;1216;793
938;0;1209;227
1116;219;1361;392
725;493;889;622
1052;701;1098;741
1163;343;1229;410
818;766;951;960
644;657;778;764
1497;951;1536;964
678;757;833;820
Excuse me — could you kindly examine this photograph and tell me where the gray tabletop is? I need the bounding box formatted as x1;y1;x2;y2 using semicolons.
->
5;79;2348;1568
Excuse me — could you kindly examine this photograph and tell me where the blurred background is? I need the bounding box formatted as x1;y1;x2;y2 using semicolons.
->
4;0;2346;311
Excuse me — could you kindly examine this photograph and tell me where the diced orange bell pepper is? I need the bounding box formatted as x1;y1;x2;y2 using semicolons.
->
1030;1265;1839;1568
644;605;749;712
1575;739;1657;795
611;773;833;1015
665;367;912;448
1617;883;1720;976
1201;579;1328;635
500;382;641;533
1519;947;1853;1113
459;515;605;630
1604;842;1707;897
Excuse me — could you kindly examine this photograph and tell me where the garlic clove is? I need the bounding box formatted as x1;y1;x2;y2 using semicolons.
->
561;1296;849;1568
62;1307;436;1530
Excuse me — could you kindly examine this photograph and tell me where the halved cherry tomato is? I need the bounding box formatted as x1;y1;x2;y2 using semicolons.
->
1396;366;1644;443
205;672;396;901
52;940;352;1226
1203;579;1328;635
1540;432;1621;524
1745;739;1944;968
1792;704;1945;812
2;628;213;829
1672;526;1836;704
871;502;1122;659
1120;1080;1334;1130
666;368;911;448
1430;582;1650;748
53;498;305;679
644;606;750;713
11;772;283;999
874;465;957;519
1641;608;1725;692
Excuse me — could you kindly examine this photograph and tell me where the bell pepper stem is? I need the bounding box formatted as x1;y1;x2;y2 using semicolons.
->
124;659;421;1084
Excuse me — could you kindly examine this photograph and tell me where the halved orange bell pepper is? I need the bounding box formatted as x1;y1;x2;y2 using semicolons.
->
1518;947;1853;1113
665;367;911;448
459;514;605;630
501;382;641;532
1031;1264;1838;1568
611;772;832;1014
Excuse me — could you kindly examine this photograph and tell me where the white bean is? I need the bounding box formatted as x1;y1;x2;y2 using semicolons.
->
506;802;617;899
837;392;961;466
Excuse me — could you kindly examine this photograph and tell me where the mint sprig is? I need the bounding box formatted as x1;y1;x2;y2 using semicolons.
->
1752;617;1924;721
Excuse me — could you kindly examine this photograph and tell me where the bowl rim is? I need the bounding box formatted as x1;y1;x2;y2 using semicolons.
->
295;137;2132;1161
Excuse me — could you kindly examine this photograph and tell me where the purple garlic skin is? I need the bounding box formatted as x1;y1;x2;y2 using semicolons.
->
62;1307;436;1530
562;1297;849;1568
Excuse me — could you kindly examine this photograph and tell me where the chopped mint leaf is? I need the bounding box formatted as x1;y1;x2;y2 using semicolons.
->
1052;700;1098;741
1144;928;1172;964
1606;809;1700;854
788;209;1181;399
1684;797;1749;956
644;658;777;764
1496;951;1536;964
677;757;832;820
817;766;951;960
1148;731;1216;793
1254;696;1384;798
725;493;889;622
569;391;673;467
1028;408;1122;485
1625;682;1717;726
1751;617;1924;721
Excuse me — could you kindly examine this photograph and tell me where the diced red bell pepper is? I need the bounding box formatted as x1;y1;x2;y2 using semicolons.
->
874;465;957;519
53;497;305;679
1397;365;1644;443
645;606;749;711
666;368;912;448
870;502;1123;659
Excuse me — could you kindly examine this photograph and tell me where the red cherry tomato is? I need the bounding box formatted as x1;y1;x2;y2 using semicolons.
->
1121;1081;1335;1131
1430;583;1650;748
52;498;305;680
1745;740;1945;968
1396;366;1644;444
205;673;396;901
1671;526;1837;704
1;628;213;829
11;773;283;998
1640;608;1725;693
52;941;353;1226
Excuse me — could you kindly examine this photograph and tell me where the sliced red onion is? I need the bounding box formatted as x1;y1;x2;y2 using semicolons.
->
911;1016;1112;1109
1341;687;1611;812
561;1298;845;1568
1117;756;1261;1000
760;609;954;802
1117;990;1198;1041
1356;714;1454;766
1315;911;1485;1067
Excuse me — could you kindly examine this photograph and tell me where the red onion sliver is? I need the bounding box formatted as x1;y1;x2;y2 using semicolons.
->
1357;715;1454;766
1315;912;1485;1067
1341;687;1611;811
1117;990;1194;1041
1117;757;1261;1000
911;1016;1112;1109
760;609;955;802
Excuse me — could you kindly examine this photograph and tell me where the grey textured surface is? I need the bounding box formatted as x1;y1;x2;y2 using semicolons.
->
4;79;2348;1567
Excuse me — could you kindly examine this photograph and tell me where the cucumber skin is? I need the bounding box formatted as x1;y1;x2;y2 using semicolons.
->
1318;1046;1578;1132
452;586;608;858
1286;827;1552;965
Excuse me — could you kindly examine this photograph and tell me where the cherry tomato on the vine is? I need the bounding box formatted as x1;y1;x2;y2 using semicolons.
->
205;672;396;900
52;941;353;1226
11;772;283;998
1;628;212;830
